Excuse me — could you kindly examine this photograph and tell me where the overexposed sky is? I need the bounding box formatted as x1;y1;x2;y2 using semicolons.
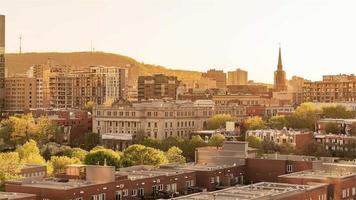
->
1;0;356;83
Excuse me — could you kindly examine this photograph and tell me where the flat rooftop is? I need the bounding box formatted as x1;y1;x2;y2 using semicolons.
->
116;165;194;180
0;192;35;200
279;169;356;180
177;163;240;172
173;182;326;200
6;178;96;190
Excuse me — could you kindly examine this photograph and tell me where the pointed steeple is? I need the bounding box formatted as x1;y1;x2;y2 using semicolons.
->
277;45;283;70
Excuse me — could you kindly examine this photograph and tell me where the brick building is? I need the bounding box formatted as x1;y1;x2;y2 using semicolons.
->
303;74;356;103
316;118;356;135
4;76;40;111
278;162;356;200
314;133;356;153
246;128;313;149
137;74;180;101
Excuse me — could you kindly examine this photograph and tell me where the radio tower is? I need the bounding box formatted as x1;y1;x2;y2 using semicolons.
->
19;34;22;54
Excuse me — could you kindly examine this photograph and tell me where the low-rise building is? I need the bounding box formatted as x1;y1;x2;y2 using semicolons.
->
0;192;36;200
314;133;356;152
246;128;313;149
316;118;356;135
173;182;329;200
278;162;356;200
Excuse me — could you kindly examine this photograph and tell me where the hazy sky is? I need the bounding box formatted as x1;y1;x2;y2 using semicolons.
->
1;0;356;83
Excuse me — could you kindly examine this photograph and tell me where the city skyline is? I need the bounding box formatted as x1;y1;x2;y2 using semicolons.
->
1;0;356;83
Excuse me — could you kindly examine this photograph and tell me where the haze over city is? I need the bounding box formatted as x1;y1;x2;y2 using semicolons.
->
0;1;356;200
2;0;356;83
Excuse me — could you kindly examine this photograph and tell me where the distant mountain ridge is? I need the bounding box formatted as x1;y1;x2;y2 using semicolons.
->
5;52;202;86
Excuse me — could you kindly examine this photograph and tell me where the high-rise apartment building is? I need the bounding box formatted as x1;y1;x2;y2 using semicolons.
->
137;74;180;101
0;15;5;113
202;69;226;88
5;75;39;111
303;74;356;103
6;63;128;110
72;66;128;107
274;47;287;92
227;69;248;85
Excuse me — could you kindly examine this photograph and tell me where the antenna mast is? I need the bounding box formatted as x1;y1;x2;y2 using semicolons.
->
19;34;22;54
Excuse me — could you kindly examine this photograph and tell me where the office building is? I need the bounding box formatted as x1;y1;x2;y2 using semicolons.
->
227;68;248;85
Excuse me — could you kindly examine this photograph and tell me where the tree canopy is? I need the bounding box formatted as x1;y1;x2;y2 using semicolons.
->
208;133;225;148
84;149;122;168
165;146;186;163
122;144;167;167
207;114;234;130
244;116;266;130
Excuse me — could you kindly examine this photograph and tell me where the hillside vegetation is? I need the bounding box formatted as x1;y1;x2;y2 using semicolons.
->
5;52;202;85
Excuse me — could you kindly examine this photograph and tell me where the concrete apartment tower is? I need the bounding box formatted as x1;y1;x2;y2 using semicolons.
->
274;47;287;92
0;15;5;113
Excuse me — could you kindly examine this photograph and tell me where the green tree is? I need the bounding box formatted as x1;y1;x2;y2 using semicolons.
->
322;105;354;119
84;149;121;168
208;133;225;148
301;141;331;157
207;114;234;130
244;116;266;130
0;152;22;190
269;115;288;129
16;140;45;165
122;144;167;167
287;103;321;130
325;123;341;134
84;132;101;150
246;135;262;149
1;114;36;145
49;156;81;174
64;148;88;162
35;116;58;144
261;140;279;153
84;101;96;112
165;146;186;163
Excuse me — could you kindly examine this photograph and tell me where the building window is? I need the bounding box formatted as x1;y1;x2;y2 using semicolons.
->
286;164;293;173
210;177;215;183
138;188;144;197
91;195;98;200
98;193;106;200
132;189;137;196
123;189;128;196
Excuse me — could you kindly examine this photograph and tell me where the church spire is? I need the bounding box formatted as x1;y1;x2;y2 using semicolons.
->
277;45;283;70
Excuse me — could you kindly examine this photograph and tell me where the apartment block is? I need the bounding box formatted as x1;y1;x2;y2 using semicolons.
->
314;133;356;152
227;68;248;85
303;74;356;103
4;76;40;111
137;74;180;101
202;69;226;89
